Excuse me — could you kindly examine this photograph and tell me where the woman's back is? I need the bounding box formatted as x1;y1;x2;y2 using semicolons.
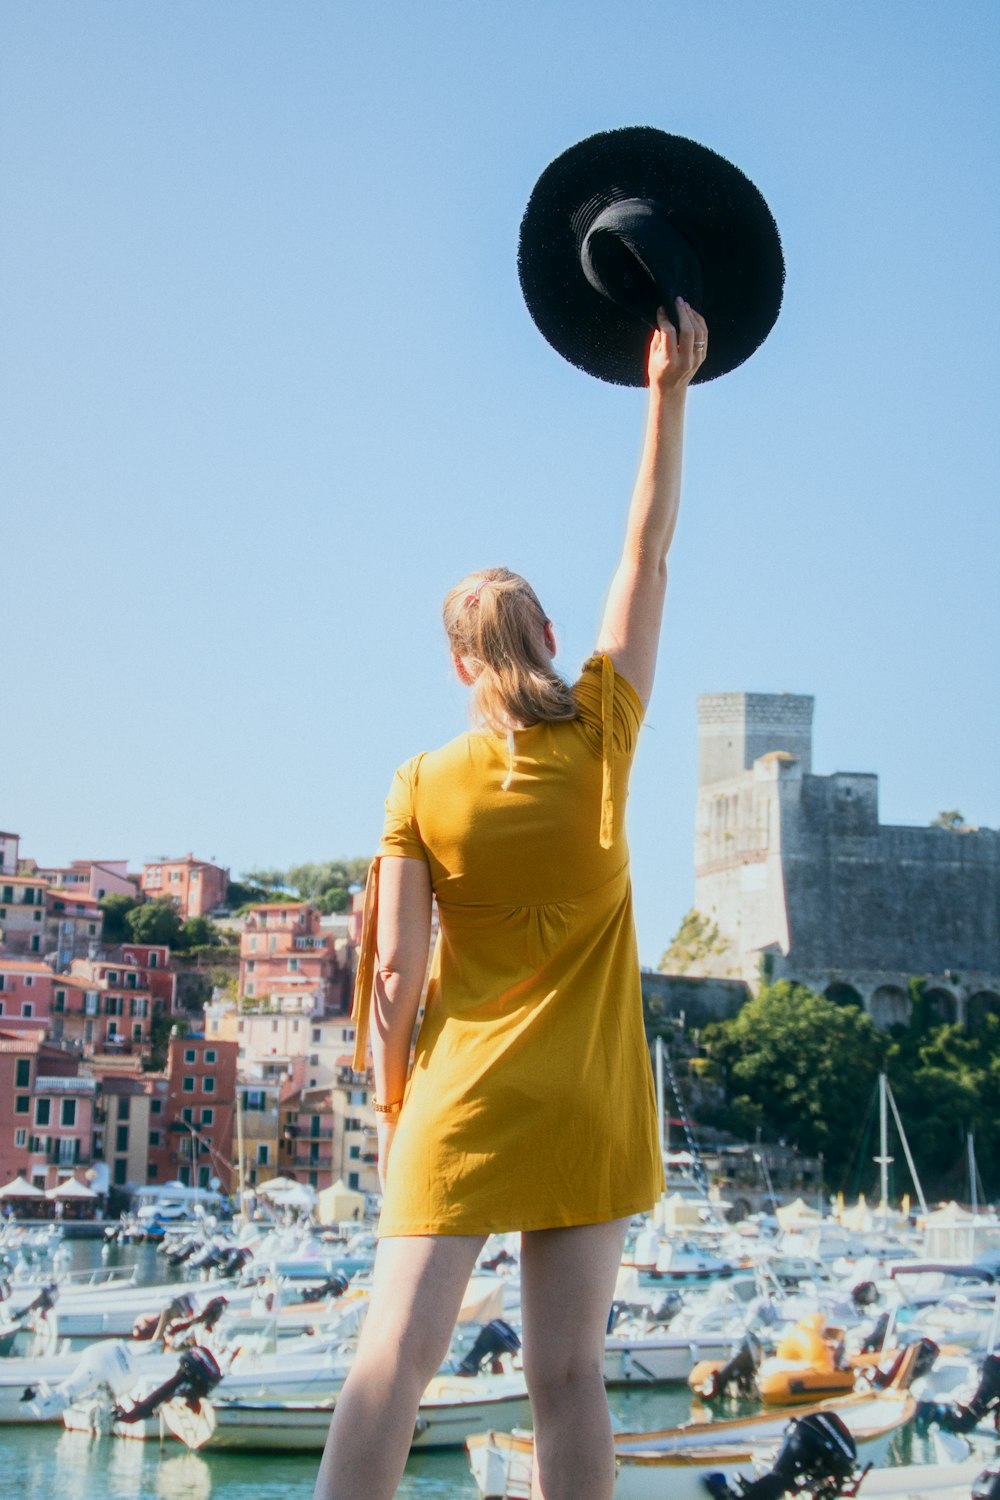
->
387;658;642;910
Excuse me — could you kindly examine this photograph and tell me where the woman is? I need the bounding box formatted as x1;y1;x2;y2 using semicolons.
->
313;297;708;1500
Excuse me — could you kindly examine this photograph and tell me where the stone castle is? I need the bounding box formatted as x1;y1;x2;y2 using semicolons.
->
690;692;1000;1027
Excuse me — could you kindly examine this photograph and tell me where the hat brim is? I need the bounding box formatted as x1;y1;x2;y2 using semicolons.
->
518;127;785;386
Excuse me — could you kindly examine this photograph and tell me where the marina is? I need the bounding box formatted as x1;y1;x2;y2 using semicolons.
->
1;1198;999;1499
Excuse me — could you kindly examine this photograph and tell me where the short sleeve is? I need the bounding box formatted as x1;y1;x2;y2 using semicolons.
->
377;755;429;862
574;655;644;760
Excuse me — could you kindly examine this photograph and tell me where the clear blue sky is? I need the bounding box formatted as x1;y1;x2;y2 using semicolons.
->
3;2;998;965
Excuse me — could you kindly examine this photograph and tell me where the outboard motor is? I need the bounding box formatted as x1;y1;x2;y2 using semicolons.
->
113;1345;223;1423
457;1318;521;1376
217;1246;253;1278
916;1352;1000;1434
692;1332;763;1401
25;1339;137;1420
972;1468;1000;1500
703;1411;860;1500
851;1281;878;1312
164;1295;228;1347
650;1290;684;1324
870;1336;938;1391
132;1293;195;1343
480;1248;516;1272
858;1311;891;1354
299;1271;349;1302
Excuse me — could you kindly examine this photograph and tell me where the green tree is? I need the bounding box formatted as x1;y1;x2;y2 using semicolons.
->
178;914;217;950
702;981;883;1184
100;892;140;943
126;899;183;949
931;810;972;832
660;909;736;975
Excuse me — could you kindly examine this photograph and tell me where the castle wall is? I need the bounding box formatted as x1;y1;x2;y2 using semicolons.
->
691;692;1000;1016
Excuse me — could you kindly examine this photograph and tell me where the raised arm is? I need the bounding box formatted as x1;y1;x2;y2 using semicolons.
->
595;297;708;706
371;854;432;1188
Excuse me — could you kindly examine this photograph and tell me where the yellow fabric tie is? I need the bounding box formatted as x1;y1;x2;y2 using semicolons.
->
350;856;380;1072
599;654;615;850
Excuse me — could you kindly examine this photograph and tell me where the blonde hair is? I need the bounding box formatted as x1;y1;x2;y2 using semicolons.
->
443;568;579;735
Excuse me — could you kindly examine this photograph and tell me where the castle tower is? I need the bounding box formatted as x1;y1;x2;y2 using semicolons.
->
697;693;814;786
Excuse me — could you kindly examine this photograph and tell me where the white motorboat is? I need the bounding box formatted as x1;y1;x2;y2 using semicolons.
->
466;1390;917;1500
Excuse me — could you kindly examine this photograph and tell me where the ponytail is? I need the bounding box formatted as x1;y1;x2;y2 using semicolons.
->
442;568;578;734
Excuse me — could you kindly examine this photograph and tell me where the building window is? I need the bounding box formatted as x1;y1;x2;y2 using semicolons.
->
182;1076;196;1092
203;1076;215;1094
182;1106;193;1124
245;982;255;997
14;1128;26;1148
132;1024;142;1042
88;923;98;936
184;1048;196;1063
21;1003;33;1018
200;1108;214;1126
349;1145;360;1160
55;990;66;1012
25;975;34;988
61;1099;77;1127
35;1099;51;1127
312;1028;321;1043
205;1049;216;1064
151;1098;162;1115
288;958;299;972
257;1144;269;1166
116;1125;129;1152
15;1058;30;1088
15;1095;29;1114
148;1162;159;1178
150;1130;160;1146
30;935;40;952
149;951;158;967
113;1159;127;1185
107;972;119;984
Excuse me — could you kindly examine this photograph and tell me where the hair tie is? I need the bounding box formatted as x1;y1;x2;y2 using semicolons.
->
464;588;482;608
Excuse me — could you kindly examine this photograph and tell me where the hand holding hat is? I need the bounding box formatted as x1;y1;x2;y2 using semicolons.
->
518;126;784;386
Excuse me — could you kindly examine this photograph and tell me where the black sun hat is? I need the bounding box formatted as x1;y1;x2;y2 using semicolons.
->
518;126;785;386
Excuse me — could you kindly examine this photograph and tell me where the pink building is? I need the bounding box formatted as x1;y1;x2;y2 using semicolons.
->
0;1033;79;1187
0;959;53;1033
141;856;229;919
28;858;139;902
27;1073;98;1190
239;903;345;1017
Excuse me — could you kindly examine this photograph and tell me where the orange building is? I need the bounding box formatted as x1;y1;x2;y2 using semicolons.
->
0;959;53;1033
141;856;229;919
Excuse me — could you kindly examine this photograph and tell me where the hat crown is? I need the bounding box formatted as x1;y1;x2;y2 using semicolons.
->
580;198;704;332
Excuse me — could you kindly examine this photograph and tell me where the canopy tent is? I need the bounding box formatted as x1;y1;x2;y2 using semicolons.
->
256;1176;302;1198
317;1178;366;1225
0;1175;45;1198
776;1196;823;1228
45;1178;99;1199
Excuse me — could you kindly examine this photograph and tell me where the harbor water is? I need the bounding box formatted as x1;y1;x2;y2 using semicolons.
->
3;1238;692;1500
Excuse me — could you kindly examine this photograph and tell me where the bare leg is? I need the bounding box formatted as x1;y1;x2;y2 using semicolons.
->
520;1218;630;1500
312;1231;486;1500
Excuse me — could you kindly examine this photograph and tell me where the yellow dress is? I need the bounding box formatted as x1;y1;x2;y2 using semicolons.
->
351;655;665;1236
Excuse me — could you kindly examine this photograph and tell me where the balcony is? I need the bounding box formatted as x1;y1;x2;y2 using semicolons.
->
292;1151;332;1168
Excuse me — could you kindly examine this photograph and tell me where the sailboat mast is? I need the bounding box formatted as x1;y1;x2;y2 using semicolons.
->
873;1071;893;1220
969;1132;978;1217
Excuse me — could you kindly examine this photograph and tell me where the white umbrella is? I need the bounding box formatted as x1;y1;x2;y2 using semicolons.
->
256;1176;302;1197
0;1175;45;1198
45;1178;99;1200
